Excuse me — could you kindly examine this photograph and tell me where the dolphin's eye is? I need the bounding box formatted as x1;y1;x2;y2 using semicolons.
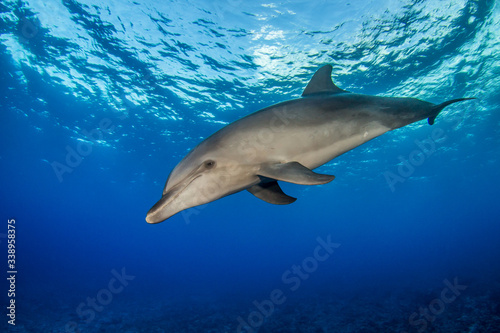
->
204;160;216;169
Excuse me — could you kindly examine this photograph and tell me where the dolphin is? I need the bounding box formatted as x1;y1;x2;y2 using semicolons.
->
146;65;474;223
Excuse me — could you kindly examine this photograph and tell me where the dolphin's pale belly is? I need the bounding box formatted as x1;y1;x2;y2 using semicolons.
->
276;119;390;169
290;121;390;169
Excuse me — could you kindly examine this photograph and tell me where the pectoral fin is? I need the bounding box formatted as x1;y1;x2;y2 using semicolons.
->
247;181;297;205
258;162;335;185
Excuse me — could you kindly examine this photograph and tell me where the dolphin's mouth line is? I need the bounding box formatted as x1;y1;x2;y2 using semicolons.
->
168;174;202;203
146;174;202;223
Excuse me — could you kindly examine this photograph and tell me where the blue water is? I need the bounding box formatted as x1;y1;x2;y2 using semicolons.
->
1;0;500;332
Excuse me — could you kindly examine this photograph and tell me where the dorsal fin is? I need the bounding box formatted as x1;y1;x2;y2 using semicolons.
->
302;65;347;97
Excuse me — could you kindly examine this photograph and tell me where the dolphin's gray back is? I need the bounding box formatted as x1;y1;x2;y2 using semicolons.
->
207;93;403;170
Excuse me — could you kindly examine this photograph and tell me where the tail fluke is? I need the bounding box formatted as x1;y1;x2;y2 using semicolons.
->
428;98;476;125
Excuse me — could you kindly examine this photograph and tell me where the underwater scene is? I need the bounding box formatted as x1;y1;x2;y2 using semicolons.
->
1;0;500;332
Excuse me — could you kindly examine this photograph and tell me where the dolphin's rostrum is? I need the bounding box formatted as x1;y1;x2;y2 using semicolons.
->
146;65;474;223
